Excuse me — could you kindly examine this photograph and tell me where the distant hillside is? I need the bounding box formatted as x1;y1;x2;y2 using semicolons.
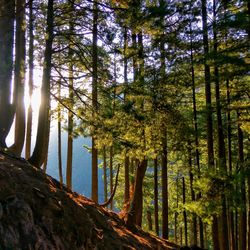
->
0;151;179;249
46;130;105;202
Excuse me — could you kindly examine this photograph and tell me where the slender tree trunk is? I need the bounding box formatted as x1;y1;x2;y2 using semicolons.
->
212;2;229;249
91;0;98;203
29;0;54;168
175;177;179;244
190;27;204;248
110;146;113;209
124;154;130;204
42;115;50;173
201;0;219;248
162;130;169;239
226;80;235;250
123;28;130;205
154;157;159;236
57;81;63;185
25;0;34;159
125;159;147;227
189;150;197;246
147;210;153;231
182;177;188;246
10;0;26;156
0;0;15;148
237;112;246;250
103;147;107;202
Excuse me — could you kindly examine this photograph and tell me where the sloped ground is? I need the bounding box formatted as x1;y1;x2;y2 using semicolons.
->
0;151;179;250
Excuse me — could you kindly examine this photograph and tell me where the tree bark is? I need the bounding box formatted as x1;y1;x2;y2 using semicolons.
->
91;0;98;203
212;2;229;248
182;177;188;246
57;81;63;185
25;0;34;159
125;159;147;228
162;131;169;239
29;0;54;168
190;27;204;248
109;146;113;209
103;147;107;202
10;0;26;156
66;0;74;189
0;0;15;148
154;157;159;236
124;154;130;204
201;0;219;248
237;112;246;250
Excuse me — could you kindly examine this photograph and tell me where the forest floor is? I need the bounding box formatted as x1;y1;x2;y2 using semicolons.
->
0;151;179;250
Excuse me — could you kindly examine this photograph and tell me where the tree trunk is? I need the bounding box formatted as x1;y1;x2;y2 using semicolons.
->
103;147;107;202
123;28;130;205
29;0;54;168
124;154;130;204
57;81;63;185
10;0;26;156
201;0;219;248
162;131;169;239
125;159;147;228
0;0;15;148
154;157;159;236
25;0;34;159
147;210;153;231
42;115;50;173
66;1;74;189
189;152;197;246
109;146;113;210
91;0;98;203
190;27;204;248
237;112;246;250
182;177;188;246
212;2;229;248
226;80;235;250
175;177;179;244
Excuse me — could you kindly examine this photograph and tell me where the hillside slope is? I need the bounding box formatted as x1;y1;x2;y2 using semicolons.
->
0;151;179;250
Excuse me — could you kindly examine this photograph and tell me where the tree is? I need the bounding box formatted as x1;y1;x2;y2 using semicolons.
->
29;0;54;168
25;0;34;159
91;0;99;203
0;0;15;148
10;0;26;156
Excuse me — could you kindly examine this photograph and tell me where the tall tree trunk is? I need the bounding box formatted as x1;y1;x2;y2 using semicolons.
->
42;115;50;173
125;159;147;227
162;132;169;239
147;210;153;231
0;0;15;148
25;0;34;159
29;0;54;168
237;112;246;250
91;0;98;203
201;0;219;248
212;2;229;249
10;0;26;156
109;146;113;209
123;28;130;205
103;147;107;202
154;157;159;236
188;149;197;246
226;80;235;250
57;80;63;185
190;27;204;248
175;177;179;244
66;1;74;189
182;177;188;246
124;154;130;204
